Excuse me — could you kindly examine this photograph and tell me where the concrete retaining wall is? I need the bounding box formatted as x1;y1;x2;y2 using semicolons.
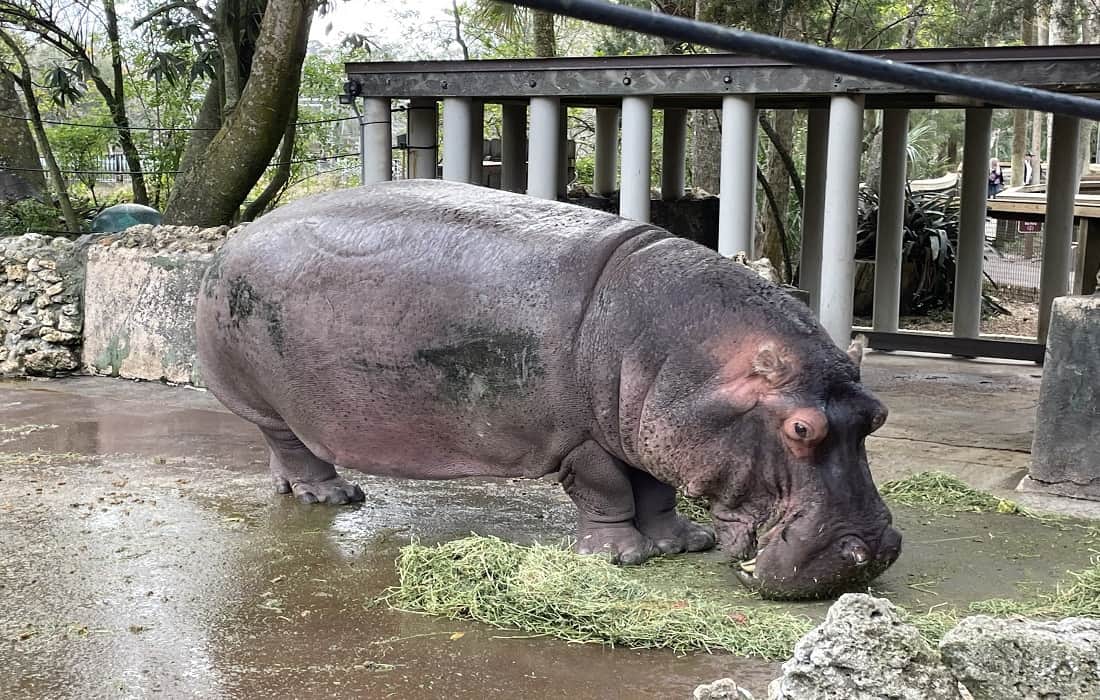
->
80;225;236;386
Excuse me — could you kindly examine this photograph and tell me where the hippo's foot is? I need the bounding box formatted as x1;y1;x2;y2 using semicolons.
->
273;474;366;505
576;523;660;565
636;510;716;555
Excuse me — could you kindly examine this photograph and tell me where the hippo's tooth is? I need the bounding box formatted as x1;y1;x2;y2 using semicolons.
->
739;558;756;573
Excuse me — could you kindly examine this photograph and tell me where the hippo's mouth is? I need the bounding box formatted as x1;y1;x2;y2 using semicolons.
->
726;523;898;600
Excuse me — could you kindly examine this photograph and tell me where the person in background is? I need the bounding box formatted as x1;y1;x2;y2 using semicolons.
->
988;157;1005;197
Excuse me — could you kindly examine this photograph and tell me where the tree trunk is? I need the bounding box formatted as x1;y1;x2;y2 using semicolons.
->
241;102;297;221
0;31;79;231
164;0;316;226
761;109;794;276
532;10;555;57
176;73;225;180
0;69;45;202
102;0;149;205
690;109;721;194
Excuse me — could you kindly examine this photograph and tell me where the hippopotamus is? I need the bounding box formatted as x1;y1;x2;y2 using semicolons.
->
195;179;901;600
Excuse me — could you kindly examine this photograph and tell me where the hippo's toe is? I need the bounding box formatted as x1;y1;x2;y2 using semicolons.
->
636;511;717;555
273;475;365;505
575;524;660;565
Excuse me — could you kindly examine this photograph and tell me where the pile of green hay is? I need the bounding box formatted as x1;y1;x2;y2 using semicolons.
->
384;535;811;658
880;471;1022;514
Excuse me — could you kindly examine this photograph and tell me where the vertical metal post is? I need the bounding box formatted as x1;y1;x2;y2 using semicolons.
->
872;109;910;332
620;95;653;223
800;108;829;314
819;95;865;347
594;107;619;196
558;108;570;197
661;108;687;201
361;97;392;185
442;97;472;183
1039;114;1083;342
953;108;992;339
406;99;437;180
469;100;484;186
718;95;756;257
501;103;527;193
527;96;560;200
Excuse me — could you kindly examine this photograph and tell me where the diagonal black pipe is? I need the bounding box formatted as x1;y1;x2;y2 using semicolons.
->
506;0;1100;121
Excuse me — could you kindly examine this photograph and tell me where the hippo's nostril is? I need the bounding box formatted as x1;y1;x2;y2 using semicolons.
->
840;537;871;567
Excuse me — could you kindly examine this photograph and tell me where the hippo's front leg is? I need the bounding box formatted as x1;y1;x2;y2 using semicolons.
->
560;441;659;565
629;469;716;554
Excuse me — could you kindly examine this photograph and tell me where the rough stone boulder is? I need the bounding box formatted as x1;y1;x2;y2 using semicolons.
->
940;616;1100;700
693;678;756;699
767;594;962;700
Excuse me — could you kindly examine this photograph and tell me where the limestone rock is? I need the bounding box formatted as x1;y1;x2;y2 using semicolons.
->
694;678;755;700
767;594;962;700
940;616;1100;700
22;347;78;375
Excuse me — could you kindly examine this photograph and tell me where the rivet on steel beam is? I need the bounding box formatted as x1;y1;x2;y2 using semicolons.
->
530;79;538;87
441;80;449;89
723;74;732;84
622;76;632;85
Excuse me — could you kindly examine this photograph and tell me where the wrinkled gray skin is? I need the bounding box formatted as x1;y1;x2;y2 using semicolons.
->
195;180;901;600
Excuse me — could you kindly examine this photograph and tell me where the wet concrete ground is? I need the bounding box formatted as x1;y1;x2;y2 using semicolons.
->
2;352;1099;699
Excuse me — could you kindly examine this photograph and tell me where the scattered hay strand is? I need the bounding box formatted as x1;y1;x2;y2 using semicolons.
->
880;471;1022;514
676;493;711;523
383;535;811;658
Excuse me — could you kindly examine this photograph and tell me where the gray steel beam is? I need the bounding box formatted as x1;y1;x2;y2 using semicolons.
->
347;47;1100;102
620;96;653;222
594;107;619;196
361;97;392;185
799;108;828;314
953;108;992;339
661;108;687;201
1039;114;1084;342
528;96;560;199
501;103;527;192
872;109;909;332
858;330;1045;362
442;97;473;183
406;99;438;179
819;95;864;347
717;95;756;257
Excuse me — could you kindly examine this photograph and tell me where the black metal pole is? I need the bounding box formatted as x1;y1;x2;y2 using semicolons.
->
507;0;1100;121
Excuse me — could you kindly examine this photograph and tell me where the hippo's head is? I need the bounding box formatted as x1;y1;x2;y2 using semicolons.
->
629;329;900;600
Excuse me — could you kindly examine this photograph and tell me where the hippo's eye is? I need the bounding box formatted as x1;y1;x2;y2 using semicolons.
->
793;422;809;438
869;409;888;433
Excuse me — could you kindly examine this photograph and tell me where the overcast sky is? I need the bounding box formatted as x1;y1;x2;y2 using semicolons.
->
309;0;459;58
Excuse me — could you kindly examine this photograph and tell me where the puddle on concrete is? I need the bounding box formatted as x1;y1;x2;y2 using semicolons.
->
1;376;1097;699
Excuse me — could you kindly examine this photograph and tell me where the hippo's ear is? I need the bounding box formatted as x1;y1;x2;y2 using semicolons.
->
847;335;868;367
751;342;795;387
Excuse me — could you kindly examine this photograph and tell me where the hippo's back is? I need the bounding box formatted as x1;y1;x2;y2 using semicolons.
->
196;180;659;478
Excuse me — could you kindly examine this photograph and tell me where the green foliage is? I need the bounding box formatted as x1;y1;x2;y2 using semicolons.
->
0;198;62;235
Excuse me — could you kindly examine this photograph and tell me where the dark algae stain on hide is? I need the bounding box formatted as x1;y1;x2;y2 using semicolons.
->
226;275;286;355
202;248;225;298
414;326;545;406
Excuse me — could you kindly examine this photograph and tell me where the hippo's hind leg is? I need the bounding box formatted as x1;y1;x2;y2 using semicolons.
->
629;469;715;555
260;425;365;505
560;441;659;565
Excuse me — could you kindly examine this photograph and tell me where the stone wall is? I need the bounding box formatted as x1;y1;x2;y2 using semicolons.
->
80;225;236;386
0;234;83;376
